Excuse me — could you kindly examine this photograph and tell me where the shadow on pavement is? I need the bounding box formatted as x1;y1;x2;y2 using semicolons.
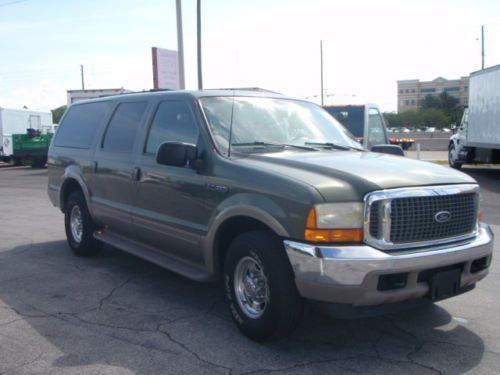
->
0;240;486;374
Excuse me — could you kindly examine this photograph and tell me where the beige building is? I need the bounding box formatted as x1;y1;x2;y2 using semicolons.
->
67;88;133;105
397;76;469;112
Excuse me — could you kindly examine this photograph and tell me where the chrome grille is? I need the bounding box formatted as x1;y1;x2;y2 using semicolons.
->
390;193;477;243
364;184;479;251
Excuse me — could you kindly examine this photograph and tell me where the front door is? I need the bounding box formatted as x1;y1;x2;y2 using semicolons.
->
91;101;149;236
132;100;208;263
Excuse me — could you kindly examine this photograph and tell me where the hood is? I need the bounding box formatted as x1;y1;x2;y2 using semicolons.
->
241;150;476;202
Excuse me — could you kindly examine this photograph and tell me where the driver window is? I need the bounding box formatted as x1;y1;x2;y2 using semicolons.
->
367;108;386;149
145;101;199;154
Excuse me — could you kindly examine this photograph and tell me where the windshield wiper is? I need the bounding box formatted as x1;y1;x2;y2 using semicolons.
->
304;141;364;151
231;142;318;151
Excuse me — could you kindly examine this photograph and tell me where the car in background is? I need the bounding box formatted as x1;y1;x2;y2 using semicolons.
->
322;103;391;151
425;127;437;133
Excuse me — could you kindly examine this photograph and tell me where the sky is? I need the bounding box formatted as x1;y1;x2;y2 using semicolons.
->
0;0;499;113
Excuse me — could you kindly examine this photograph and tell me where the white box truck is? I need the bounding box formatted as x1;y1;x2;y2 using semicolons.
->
449;65;500;168
0;107;53;165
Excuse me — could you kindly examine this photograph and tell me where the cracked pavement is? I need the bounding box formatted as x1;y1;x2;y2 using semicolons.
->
0;165;499;374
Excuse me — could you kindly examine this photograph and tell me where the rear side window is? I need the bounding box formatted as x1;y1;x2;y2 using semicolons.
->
145;101;199;154
54;102;111;148
323;106;365;137
102;101;148;153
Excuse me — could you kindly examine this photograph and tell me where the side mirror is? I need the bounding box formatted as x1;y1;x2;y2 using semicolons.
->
156;142;197;167
371;144;405;156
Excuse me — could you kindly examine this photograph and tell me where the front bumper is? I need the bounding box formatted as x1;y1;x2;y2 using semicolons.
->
284;224;494;306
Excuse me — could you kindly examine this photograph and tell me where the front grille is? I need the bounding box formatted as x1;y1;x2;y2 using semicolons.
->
390;193;477;244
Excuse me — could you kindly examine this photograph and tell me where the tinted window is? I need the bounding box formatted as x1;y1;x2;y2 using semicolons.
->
323;106;364;137
367;108;386;148
54;102;111;148
145;101;199;154
102;102;148;153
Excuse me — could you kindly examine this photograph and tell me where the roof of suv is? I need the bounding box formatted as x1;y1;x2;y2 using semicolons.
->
71;89;295;106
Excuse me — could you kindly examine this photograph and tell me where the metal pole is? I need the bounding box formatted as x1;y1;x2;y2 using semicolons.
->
320;40;324;105
176;0;185;89
197;0;203;89
481;25;485;70
80;64;85;90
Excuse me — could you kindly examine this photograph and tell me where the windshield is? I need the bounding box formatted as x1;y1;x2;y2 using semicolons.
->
323;106;365;138
200;96;362;154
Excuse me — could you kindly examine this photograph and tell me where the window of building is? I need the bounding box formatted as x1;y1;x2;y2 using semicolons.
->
405;89;409;94
102;101;148;153
145;101;200;154
420;88;436;93
399;89;403;94
54;101;112;149
405;100;409;106
444;87;460;92
411;89;415;93
411;99;415;105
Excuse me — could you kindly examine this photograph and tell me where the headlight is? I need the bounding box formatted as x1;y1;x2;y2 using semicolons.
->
305;202;364;243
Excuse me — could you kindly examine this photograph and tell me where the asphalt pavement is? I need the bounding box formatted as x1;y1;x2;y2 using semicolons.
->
0;164;499;375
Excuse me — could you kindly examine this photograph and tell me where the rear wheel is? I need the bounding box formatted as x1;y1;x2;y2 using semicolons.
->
223;231;303;341
64;191;102;256
448;143;462;170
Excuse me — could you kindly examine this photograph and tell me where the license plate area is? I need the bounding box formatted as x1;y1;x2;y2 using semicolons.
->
429;268;461;301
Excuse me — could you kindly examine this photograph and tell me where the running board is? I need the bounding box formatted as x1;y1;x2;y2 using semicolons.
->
94;231;213;282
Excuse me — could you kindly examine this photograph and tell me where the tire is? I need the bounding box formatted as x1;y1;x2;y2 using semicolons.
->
12;157;22;166
31;156;47;168
223;230;303;341
64;191;103;256
448;143;462;170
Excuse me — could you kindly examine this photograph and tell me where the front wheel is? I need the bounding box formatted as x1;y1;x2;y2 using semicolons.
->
223;231;303;341
448;143;462;170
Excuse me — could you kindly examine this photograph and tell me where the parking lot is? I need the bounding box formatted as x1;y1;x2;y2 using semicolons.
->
0;164;499;375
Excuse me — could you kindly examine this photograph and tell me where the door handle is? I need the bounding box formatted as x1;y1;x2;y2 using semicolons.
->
131;167;142;182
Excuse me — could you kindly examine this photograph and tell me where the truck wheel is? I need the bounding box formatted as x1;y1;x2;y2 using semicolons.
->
448;144;462;170
31;156;47;168
223;231;303;341
12;157;22;166
64;191;102;256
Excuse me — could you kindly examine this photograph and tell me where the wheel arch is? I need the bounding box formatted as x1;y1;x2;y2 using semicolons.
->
205;207;290;277
59;171;91;212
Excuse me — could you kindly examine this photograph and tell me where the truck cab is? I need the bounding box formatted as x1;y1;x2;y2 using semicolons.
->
322;103;389;150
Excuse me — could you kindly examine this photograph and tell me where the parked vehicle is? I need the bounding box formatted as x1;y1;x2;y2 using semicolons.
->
48;90;493;341
390;136;415;150
425;127;437;133
322;103;393;150
449;65;500;169
0;107;54;166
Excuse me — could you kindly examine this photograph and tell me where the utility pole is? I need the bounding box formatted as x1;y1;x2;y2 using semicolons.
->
80;64;85;90
197;0;203;89
176;0;186;89
481;25;485;70
320;40;324;106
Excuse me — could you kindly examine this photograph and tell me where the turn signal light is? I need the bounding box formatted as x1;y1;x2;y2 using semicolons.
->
305;207;363;243
305;228;363;242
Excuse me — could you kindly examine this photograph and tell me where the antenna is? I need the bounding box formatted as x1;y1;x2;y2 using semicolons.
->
227;51;239;157
227;90;236;157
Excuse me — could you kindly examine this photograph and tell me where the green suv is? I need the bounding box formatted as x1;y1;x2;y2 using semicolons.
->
48;90;493;341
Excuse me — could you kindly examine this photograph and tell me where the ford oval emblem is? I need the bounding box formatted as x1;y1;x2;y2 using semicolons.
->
435;211;452;223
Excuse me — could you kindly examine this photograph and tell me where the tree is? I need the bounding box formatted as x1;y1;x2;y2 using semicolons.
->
420;94;441;109
51;105;67;124
420;108;449;128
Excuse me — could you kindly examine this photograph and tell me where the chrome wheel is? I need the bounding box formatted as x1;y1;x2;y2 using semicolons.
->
234;256;269;319
70;205;83;244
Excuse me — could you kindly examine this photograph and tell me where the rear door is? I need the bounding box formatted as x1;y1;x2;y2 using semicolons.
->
91;100;150;236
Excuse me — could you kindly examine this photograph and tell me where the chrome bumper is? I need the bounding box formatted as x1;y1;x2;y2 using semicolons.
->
284;224;494;306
